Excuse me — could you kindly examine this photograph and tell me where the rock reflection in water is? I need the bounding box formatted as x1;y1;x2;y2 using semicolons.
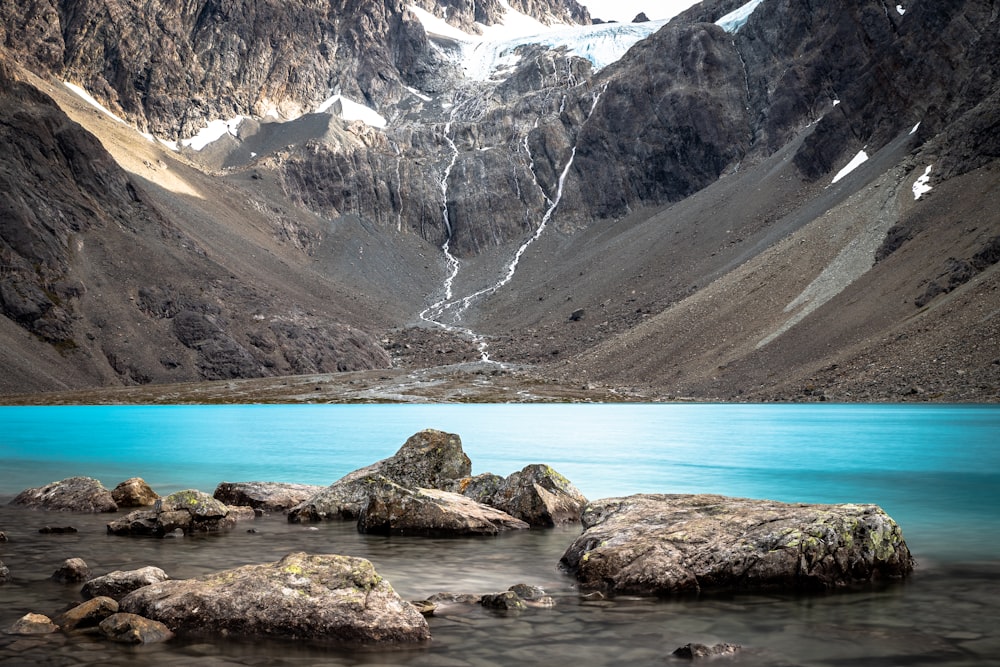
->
1;507;998;666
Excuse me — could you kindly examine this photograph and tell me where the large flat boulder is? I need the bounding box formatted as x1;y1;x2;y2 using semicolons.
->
213;481;324;512
560;494;914;596
288;429;472;522
10;477;117;512
82;566;170;600
119;552;430;644
357;477;530;536
106;489;239;537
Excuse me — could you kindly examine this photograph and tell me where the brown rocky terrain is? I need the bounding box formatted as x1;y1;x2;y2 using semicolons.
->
1;0;998;403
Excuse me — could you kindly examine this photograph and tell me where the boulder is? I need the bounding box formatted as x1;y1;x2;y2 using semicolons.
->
480;590;526;612
288;429;472;522
213;481;324;513
119;552;430;644
0;559;8;584
473;464;588;526
51;557;91;583
7;613;58;635
0;531;7;541
99;613;174;644
10;477;117;512
560;494;914;596
357;477;530;537
111;478;159;507
672;643;742;659
452;473;504;503
82;566;170;601
57;596;119;631
106;489;237;537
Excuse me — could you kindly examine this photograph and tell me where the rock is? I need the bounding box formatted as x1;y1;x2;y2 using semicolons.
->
111;478;159;507
38;526;77;534
560;494;914;596
99;613;174;644
10;477;117;512
0;559;8;584
106;489;237;537
672;643;742;659
508;583;555;607
119;552;430;643
453;473;505;503
0;531;7;541
213;481;324;513
82;566;170;601
56;596;119;631
357;477;530;537
478;464;588;526
51;557;91;584
7;613;58;635
288;429;472;522
480;591;526;612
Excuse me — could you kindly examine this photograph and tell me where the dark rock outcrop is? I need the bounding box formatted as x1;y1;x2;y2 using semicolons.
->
119;552;430;643
111;478;159;507
213;481;325;513
99;613;174;644
560;494;914;596
106;489;239;537
10;477;117;512
357;477;529;536
57;596;119;631
82;566;170;601
52;557;91;584
288;429;471;522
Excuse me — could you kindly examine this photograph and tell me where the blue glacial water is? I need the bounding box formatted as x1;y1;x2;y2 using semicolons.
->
1;403;999;666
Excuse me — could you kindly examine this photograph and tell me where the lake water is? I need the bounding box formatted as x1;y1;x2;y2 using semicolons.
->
1;404;998;665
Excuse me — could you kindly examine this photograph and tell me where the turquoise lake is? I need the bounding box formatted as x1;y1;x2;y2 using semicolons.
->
1;403;999;666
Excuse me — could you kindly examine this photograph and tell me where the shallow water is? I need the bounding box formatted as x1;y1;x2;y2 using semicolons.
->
1;404;999;665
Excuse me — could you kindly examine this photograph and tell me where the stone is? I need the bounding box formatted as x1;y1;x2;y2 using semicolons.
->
119;552;430;643
10;477;117;512
288;429;472;522
560;494;914;596
0;531;7;541
51;557;91;584
357;477;530;537
0;559;9;584
480;591;526;612
56;596;119;631
82;566;170;601
213;481;324;513
477;464;588;526
452;473;504;503
38;526;77;534
672;643;742;659
7;613;58;635
508;583;555;607
111;478;159;507
99;613;174;644
106;489;237;537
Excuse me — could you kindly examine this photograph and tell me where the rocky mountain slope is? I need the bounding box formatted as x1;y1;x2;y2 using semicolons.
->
1;0;997;401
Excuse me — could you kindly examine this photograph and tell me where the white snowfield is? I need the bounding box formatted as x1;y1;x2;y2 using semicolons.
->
832;149;869;184
716;0;765;33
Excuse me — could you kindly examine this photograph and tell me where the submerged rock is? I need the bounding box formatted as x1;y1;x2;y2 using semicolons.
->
10;477;117;512
288;429;472;522
0;559;8;584
672;643;742;659
119;552;430;643
560;494;914;596
213;481;324;512
7;613;58;635
99;613;174;644
357;477;529;536
51;557;91;584
106;489;237;537
82;566;170;601
111;478;159;507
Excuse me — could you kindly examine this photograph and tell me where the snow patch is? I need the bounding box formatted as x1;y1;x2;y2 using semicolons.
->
64;82;127;125
316;94;387;129
896;4;906;15
716;0;764;33
831;149;868;184
912;165;933;200
180;116;244;151
407;86;433;102
910;121;920;135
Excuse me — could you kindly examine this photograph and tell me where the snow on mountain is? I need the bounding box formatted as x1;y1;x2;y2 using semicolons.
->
580;0;697;23
912;165;933;199
181;116;245;150
316;94;388;128
831;149;869;184
716;0;764;33
410;3;668;80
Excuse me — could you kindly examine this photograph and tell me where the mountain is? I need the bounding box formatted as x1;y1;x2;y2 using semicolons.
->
0;0;997;402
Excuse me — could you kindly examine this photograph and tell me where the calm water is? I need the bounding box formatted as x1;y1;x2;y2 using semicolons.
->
1;404;998;666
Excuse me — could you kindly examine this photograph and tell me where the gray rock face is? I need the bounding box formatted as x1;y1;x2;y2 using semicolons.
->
470;464;588;526
213;481;326;513
111;478;159;507
99;613;174;644
82;566;170;601
10;477;117;512
560;494;914;596
288;429;472;522
57;596;119;631
119;552;430;643
107;489;238;537
52;557;91;584
357;477;529;536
